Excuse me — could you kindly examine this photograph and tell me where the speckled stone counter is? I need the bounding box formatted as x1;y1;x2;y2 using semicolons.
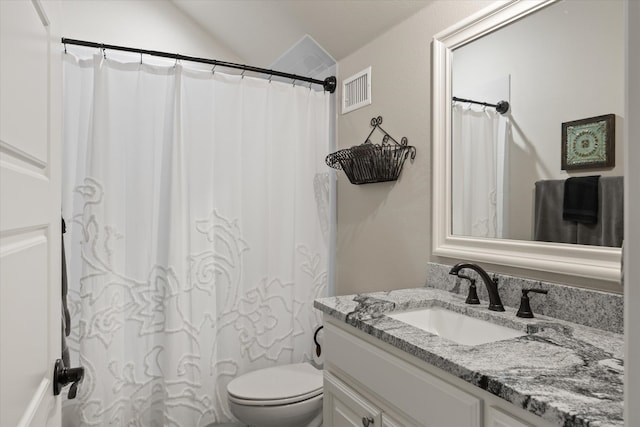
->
314;287;624;427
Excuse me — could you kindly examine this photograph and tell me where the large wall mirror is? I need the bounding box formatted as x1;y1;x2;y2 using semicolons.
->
432;0;623;283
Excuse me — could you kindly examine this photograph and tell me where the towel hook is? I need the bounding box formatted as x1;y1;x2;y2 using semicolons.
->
313;326;324;357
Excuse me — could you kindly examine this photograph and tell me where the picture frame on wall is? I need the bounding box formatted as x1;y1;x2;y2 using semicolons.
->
561;114;615;170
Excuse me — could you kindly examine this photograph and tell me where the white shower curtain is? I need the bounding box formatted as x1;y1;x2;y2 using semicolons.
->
452;104;509;238
61;52;331;426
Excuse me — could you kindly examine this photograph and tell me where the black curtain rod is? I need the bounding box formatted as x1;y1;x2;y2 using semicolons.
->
61;38;337;94
452;96;510;114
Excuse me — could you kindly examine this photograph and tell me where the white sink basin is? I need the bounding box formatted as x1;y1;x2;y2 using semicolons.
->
387;306;526;346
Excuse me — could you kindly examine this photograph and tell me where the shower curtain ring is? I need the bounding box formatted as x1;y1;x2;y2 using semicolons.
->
211;64;217;75
64;43;67;54
292;79;296;87
241;70;246;79
268;74;273;84
140;52;143;65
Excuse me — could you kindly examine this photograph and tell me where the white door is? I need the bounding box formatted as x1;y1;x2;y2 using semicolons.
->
0;0;62;426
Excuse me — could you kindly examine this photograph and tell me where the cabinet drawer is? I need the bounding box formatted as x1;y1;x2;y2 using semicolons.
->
325;323;481;427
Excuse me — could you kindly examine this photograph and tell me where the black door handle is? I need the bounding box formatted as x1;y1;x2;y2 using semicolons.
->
53;359;84;399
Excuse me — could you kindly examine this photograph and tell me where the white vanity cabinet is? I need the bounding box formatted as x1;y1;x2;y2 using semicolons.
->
322;318;556;427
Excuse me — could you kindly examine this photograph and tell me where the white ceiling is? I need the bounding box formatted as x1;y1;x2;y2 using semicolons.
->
170;0;433;67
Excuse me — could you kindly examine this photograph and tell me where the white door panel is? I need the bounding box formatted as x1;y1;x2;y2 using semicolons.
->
0;0;50;163
0;0;62;426
1;235;48;417
0;163;52;230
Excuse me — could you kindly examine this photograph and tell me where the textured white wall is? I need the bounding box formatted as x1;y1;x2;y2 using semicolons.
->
335;1;492;296
336;0;626;295
60;0;240;62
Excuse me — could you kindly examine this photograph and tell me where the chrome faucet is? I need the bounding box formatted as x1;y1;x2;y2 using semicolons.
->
449;263;505;311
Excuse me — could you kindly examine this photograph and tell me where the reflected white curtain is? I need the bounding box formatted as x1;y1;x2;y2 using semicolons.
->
452;105;509;238
61;52;330;426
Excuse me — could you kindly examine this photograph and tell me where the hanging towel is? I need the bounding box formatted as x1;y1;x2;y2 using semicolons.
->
534;179;577;244
62;217;71;367
576;176;624;247
563;176;600;224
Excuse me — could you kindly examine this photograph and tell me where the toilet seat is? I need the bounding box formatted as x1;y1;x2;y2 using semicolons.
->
227;363;322;407
228;388;322;407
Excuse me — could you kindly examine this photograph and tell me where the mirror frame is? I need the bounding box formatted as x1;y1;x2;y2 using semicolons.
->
432;0;622;283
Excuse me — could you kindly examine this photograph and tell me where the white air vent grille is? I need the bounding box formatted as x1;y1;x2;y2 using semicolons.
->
342;67;371;114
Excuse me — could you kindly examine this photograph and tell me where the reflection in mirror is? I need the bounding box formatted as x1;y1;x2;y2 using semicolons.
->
431;0;623;283
450;0;624;247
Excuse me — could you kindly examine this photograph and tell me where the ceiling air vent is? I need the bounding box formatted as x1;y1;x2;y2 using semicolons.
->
342;67;371;114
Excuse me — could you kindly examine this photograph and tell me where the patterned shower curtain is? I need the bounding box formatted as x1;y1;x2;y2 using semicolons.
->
61;51;331;426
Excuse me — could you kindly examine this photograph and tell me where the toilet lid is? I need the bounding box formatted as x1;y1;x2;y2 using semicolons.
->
227;363;322;402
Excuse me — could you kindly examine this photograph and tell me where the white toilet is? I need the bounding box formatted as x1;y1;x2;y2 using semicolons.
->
226;363;323;427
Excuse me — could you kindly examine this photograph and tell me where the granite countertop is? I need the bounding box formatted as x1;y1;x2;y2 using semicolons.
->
314;287;624;427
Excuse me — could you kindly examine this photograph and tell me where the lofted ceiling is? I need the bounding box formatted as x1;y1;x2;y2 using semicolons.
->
170;0;433;67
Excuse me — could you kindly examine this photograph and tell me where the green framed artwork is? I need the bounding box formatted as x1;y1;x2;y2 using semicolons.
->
561;114;615;170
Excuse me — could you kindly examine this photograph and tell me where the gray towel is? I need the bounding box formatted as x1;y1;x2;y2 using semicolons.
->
576;176;623;247
534;177;623;247
534;180;577;244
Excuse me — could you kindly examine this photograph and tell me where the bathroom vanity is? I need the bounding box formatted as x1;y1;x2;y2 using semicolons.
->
315;287;623;427
317;1;625;425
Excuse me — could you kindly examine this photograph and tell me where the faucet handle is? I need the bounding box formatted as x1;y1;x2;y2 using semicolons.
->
457;273;480;305
516;289;548;318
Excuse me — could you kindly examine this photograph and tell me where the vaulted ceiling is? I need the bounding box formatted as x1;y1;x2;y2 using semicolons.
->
170;0;433;67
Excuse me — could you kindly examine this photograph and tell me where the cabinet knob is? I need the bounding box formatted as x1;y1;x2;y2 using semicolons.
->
362;416;374;426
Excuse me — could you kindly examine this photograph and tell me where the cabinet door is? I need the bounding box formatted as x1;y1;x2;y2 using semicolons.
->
324;372;382;427
487;406;534;427
382;414;409;427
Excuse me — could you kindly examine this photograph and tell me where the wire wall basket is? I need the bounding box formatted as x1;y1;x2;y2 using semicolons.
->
325;116;416;185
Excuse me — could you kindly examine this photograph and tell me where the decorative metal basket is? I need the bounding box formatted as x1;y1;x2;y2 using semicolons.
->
325;116;416;185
